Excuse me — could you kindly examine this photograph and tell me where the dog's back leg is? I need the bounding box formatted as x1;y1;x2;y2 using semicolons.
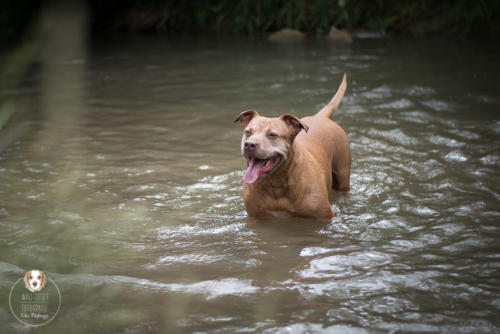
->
332;147;351;192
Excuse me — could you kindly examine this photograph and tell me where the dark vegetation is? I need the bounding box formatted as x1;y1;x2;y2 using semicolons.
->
89;0;500;37
0;0;42;45
1;0;500;44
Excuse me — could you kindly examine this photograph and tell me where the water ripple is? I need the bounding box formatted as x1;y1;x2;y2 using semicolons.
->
1;36;499;333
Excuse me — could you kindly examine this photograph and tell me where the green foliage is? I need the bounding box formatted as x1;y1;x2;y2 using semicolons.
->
0;0;41;44
87;0;499;36
1;0;499;42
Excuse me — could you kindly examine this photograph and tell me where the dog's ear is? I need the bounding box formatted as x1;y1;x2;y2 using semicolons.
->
24;271;30;289
280;114;309;137
40;271;47;289
234;110;259;128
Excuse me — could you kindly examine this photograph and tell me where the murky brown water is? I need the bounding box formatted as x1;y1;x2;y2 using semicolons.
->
1;35;500;333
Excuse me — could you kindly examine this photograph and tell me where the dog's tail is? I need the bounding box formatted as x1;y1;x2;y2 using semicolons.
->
316;73;347;119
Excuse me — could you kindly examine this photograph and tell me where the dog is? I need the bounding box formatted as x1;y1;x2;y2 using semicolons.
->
24;269;47;292
234;74;351;221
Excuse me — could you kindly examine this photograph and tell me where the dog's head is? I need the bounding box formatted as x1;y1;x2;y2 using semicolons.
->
234;110;308;184
24;269;47;293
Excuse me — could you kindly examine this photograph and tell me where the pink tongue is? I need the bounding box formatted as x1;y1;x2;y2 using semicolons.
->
243;158;266;184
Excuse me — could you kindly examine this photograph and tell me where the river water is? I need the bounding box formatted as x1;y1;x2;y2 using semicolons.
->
1;36;499;333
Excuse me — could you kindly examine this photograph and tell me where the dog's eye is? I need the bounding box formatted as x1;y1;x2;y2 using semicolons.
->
268;132;278;138
244;130;251;136
38;276;41;279
29;276;32;279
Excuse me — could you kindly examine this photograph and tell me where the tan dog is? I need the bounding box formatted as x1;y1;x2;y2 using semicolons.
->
24;269;47;292
234;74;350;221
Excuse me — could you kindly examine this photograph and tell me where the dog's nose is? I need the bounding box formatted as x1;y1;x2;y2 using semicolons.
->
32;281;37;286
244;141;257;150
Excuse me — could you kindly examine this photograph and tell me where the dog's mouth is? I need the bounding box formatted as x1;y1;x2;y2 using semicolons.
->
243;154;282;184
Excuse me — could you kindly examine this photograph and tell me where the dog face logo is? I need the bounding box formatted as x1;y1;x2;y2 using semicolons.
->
23;270;47;293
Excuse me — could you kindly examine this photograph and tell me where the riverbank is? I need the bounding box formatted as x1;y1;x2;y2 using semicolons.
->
1;0;499;46
89;0;500;38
